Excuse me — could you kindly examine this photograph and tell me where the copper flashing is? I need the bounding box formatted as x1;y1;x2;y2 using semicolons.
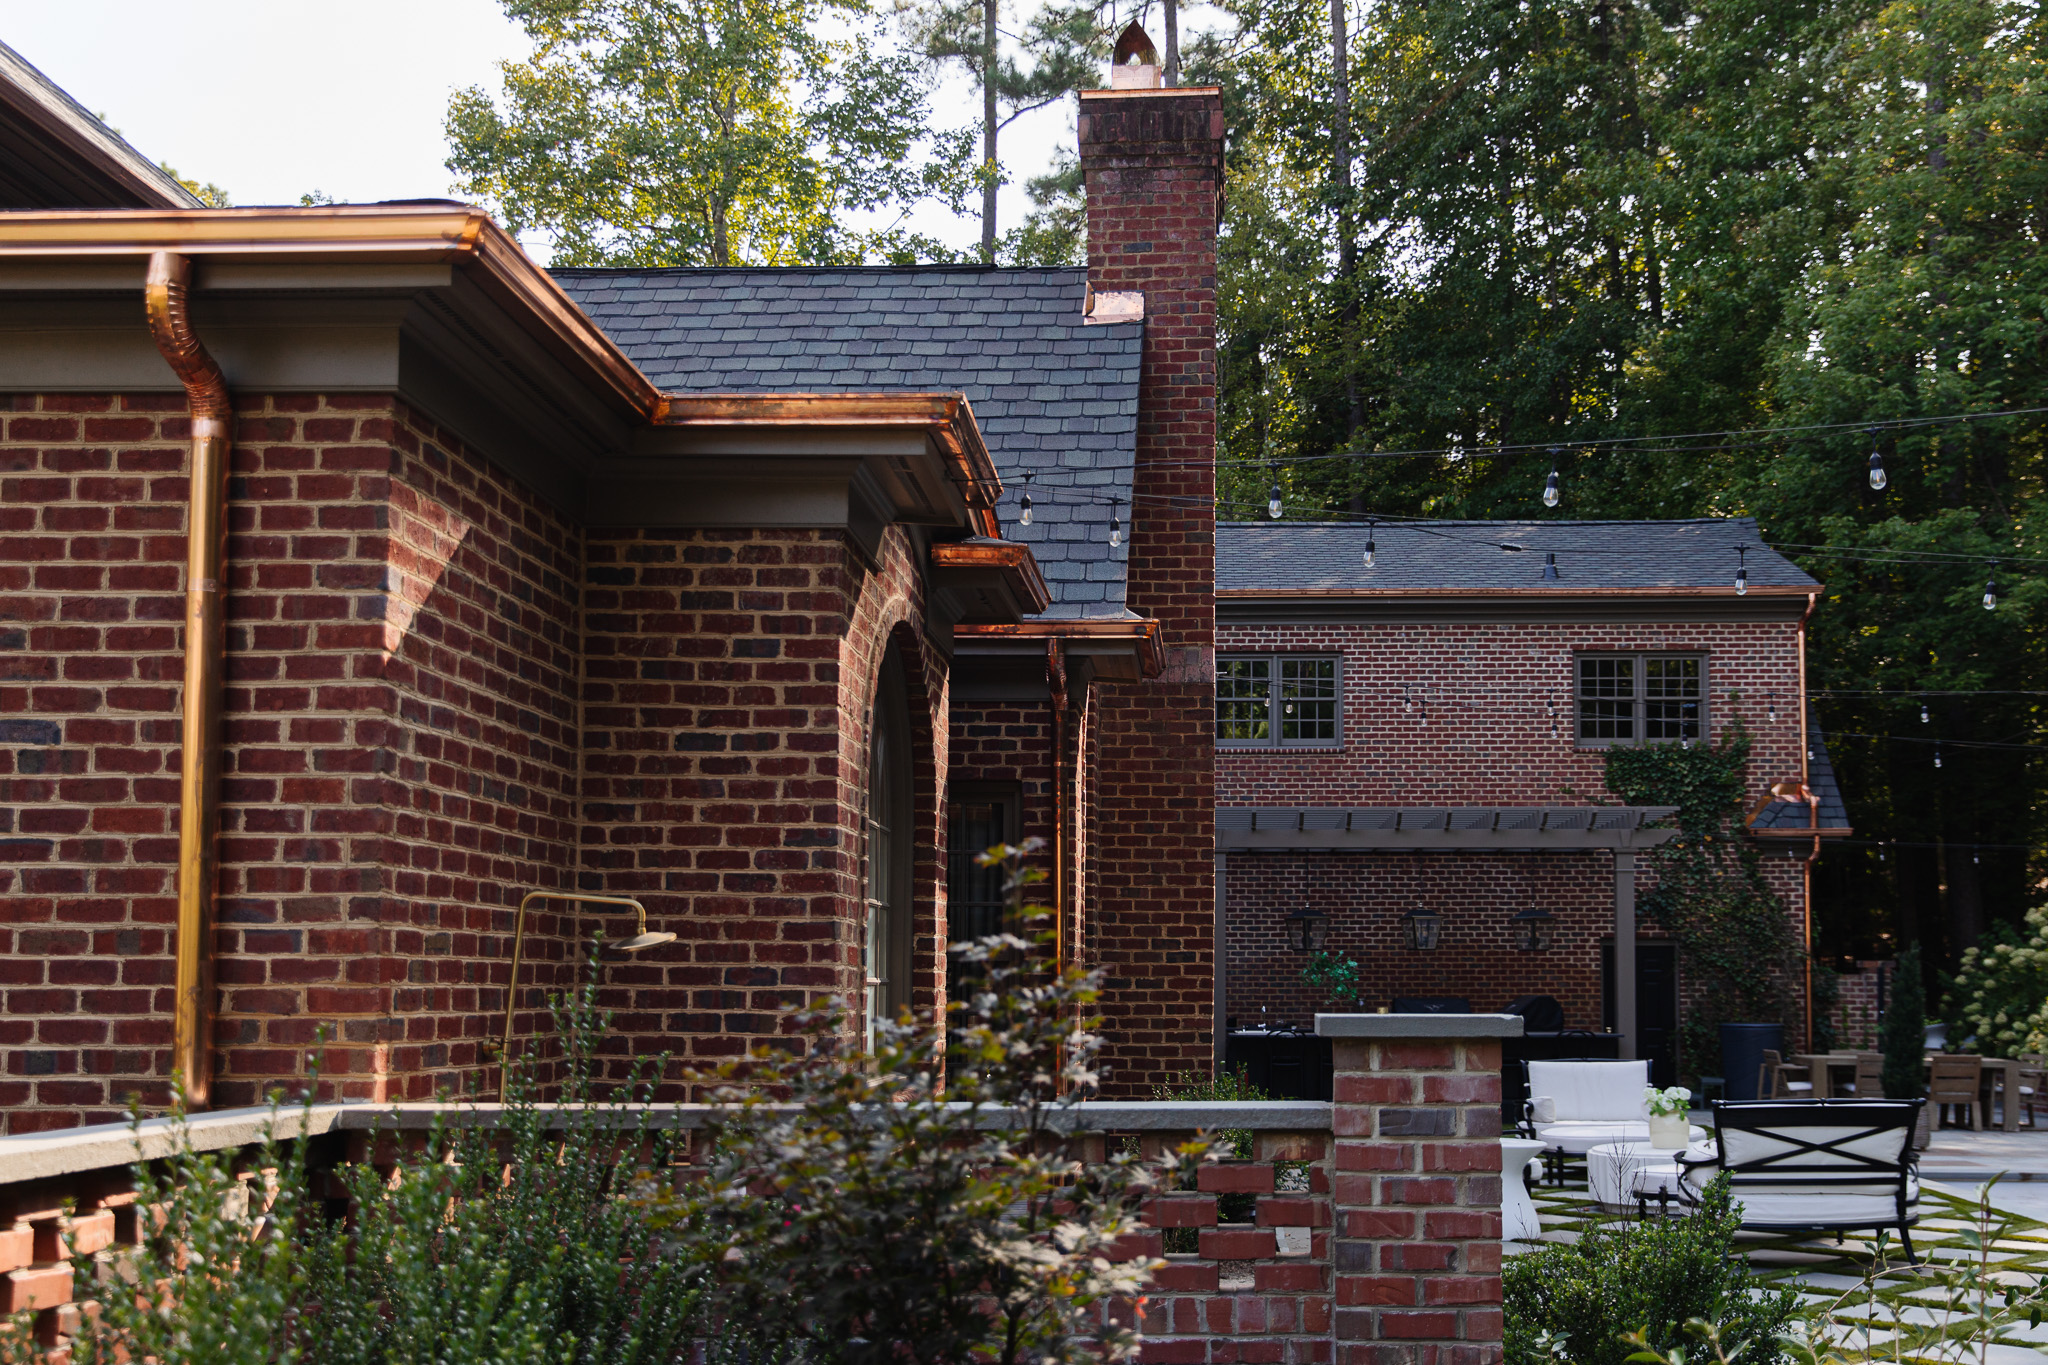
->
929;538;1052;617
955;617;1163;677
1216;585;1815;599
0;206;664;421
1079;85;1223;99
658;391;1001;531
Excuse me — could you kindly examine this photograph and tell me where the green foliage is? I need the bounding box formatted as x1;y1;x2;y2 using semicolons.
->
638;839;1214;1365
1504;1177;1798;1365
1603;731;1804;1079
447;0;974;266
1942;904;2048;1057
1882;941;1929;1101
1301;949;1364;1008
160;162;232;207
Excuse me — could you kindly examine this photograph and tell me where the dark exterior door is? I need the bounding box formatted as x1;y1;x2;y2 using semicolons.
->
1602;942;1679;1088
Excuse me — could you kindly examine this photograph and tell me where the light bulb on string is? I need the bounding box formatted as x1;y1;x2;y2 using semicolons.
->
1543;447;1561;508
1268;483;1283;519
1018;472;1033;527
1363;522;1376;569
1867;429;1887;491
1767;693;1777;723
1734;544;1749;596
1109;500;1122;548
1984;575;1998;611
1934;745;1943;769
1920;701;1930;724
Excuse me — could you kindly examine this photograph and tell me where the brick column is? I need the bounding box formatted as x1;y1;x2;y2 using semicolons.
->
1321;1014;1520;1365
1078;86;1225;1094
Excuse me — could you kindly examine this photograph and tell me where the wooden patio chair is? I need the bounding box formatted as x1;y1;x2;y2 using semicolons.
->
1929;1053;1985;1130
2018;1054;2047;1129
1758;1049;1814;1101
1849;1051;1884;1098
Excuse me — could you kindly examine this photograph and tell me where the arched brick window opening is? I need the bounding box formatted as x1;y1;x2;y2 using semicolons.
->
864;641;915;1049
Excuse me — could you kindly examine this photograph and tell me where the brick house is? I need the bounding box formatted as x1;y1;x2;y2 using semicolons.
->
1214;518;1849;1085
0;39;1223;1127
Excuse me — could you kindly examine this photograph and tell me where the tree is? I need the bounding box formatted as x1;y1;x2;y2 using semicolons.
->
447;0;974;266
896;0;1106;260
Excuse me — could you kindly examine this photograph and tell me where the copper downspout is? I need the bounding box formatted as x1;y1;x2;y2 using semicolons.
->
1797;590;1819;1051
1047;641;1069;979
145;251;231;1109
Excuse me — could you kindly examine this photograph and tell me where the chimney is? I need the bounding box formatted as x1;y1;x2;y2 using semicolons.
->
1076;83;1224;1094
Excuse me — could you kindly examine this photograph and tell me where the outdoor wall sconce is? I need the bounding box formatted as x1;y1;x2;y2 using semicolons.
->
497;891;677;1096
1285;908;1329;952
1512;907;1555;952
1400;906;1442;952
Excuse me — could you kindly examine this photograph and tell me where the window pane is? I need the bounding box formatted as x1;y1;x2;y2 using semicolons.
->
1217;658;1272;741
1279;658;1338;742
1644;656;1702;741
1578;657;1635;742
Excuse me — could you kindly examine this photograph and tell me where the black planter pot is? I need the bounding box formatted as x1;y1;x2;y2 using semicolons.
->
1719;1022;1785;1101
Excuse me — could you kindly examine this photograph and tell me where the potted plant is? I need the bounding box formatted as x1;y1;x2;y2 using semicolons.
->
1645;1084;1693;1149
1882;942;1931;1148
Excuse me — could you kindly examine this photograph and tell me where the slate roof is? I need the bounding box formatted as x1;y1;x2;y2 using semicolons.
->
554;265;1141;621
1217;518;1821;593
1751;707;1852;832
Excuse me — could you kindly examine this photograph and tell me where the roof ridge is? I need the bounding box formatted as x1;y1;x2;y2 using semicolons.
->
549;263;1087;277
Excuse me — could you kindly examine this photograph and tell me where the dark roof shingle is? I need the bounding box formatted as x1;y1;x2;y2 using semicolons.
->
554;265;1141;620
1217;518;1820;593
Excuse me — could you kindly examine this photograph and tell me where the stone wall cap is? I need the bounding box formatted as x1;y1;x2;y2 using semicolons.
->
1316;1013;1526;1038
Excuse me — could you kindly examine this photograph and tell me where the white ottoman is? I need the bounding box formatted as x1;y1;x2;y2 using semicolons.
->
1501;1136;1545;1241
1588;1140;1691;1212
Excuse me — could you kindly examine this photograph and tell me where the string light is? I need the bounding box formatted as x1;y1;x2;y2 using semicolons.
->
1109;499;1122;548
1543;448;1561;508
1934;745;1943;769
1983;574;1998;611
1018;472;1033;526
1268;483;1284;519
1734;544;1749;596
1363;522;1376;568
1920;702;1930;724
1767;693;1778;723
1867;429;1887;491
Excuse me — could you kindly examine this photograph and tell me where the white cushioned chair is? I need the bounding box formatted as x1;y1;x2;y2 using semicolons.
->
1522;1059;1652;1156
1679;1099;1924;1261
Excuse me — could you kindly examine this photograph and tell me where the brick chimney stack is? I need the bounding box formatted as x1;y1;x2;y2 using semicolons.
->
1079;86;1225;1093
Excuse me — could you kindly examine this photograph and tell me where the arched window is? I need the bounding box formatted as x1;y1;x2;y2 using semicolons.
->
863;646;914;1049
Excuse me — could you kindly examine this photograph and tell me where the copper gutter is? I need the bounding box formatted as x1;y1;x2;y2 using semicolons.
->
953;618;1165;677
1216;585;1815;599
145;251;230;1109
929;539;1052;616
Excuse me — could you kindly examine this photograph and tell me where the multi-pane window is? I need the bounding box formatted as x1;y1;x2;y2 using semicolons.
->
1576;654;1705;746
1216;656;1341;746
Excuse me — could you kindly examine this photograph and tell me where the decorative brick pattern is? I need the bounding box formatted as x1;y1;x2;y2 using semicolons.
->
1082;88;1225;1095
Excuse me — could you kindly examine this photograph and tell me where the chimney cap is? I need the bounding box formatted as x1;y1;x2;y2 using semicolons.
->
1112;21;1160;66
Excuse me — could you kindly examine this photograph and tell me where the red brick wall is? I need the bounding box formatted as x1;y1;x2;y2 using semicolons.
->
1082;87;1225;1095
1215;619;1806;808
573;524;947;1086
0;393;591;1128
1;391;953;1127
1224;851;1639;1031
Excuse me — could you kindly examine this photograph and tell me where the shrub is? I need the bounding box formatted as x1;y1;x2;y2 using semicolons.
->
1502;1177;1797;1365
1943;904;2048;1057
1882;941;1928;1101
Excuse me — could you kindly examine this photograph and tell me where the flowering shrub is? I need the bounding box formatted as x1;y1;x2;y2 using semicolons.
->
1944;903;2048;1057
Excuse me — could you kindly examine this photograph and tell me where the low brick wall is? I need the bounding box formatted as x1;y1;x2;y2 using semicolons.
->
0;1017;1514;1364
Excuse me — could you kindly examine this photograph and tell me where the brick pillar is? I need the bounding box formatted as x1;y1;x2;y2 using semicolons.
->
1323;1014;1518;1365
1078;86;1224;1095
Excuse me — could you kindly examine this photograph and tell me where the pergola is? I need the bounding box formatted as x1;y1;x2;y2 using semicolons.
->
1216;805;1681;1059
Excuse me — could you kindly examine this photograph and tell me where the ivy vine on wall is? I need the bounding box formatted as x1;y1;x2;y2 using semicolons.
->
1603;724;1807;1081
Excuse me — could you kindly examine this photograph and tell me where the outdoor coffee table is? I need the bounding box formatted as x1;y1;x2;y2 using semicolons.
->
1588;1139;1707;1215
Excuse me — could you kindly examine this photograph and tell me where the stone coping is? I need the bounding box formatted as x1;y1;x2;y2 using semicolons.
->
0;1099;1336;1186
1316;1013;1526;1038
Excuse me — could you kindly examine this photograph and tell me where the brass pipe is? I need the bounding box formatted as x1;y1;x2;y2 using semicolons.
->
496;892;671;1096
146;252;231;1110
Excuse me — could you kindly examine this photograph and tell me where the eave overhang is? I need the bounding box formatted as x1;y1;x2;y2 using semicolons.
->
0;208;1003;540
928;538;1052;628
1218;805;1681;852
1218;585;1815;625
954;617;1163;680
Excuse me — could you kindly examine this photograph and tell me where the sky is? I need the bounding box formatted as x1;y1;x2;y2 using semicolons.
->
0;0;1121;264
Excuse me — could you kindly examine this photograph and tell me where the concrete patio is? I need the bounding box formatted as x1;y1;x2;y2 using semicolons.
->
1515;1115;2048;1360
